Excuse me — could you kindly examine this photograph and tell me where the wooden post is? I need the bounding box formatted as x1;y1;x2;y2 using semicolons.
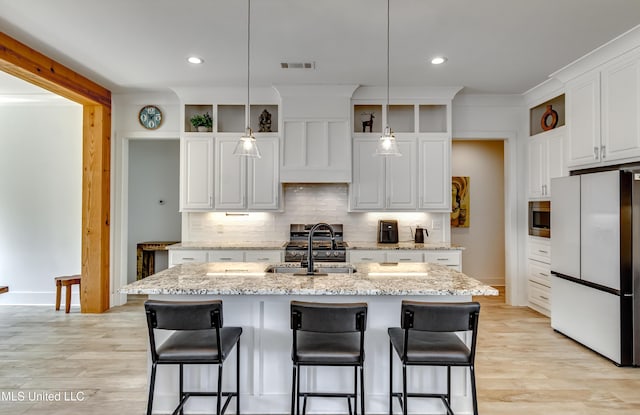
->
0;32;112;312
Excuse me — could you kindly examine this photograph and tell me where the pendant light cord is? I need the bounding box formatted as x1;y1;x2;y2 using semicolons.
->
386;0;390;128
246;0;251;129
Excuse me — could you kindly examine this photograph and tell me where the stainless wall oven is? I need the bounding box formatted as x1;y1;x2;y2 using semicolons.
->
529;200;550;238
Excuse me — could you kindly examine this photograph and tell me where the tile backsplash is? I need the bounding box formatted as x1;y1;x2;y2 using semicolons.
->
184;184;446;243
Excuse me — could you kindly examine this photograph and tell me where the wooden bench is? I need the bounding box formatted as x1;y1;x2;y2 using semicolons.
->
55;275;81;313
0;286;8;294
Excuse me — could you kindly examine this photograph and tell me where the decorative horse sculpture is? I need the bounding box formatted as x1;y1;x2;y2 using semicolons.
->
361;112;375;132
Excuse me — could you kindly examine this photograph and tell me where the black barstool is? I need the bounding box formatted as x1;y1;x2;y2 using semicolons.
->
388;301;480;415
144;300;242;415
290;301;368;415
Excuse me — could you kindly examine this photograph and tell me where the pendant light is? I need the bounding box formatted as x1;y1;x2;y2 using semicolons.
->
234;0;261;158
375;0;401;157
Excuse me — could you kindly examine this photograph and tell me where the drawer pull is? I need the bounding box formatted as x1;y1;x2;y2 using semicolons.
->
219;257;233;260
398;258;412;261
538;250;548;254
183;257;195;260
539;272;549;277
257;257;270;261
361;257;373;261
539;295;549;301
437;258;448;261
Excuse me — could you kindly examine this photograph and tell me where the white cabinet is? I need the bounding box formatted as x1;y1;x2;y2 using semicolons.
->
350;137;417;210
528;128;564;199
180;136;214;211
423;251;462;271
169;249;283;267
601;51;640;161
169;250;208;267
418;136;451;210
527;236;551;316
566;71;601;167
208;250;244;262
244;250;282;262
566;50;640;168
348;250;387;263
348;249;462;271
386;251;423;263
215;136;280;211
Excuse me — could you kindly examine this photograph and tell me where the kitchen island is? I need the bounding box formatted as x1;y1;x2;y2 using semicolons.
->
121;262;497;414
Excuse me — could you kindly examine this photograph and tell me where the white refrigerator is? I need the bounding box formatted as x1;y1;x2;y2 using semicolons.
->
550;170;638;366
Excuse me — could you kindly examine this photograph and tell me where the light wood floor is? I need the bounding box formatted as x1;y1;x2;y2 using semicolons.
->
1;292;639;414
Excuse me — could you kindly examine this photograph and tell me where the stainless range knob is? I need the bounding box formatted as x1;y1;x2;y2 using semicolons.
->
312;252;318;257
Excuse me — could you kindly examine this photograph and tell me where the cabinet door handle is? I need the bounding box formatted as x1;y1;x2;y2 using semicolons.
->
219;257;233;261
437;258;449;261
361;257;373;261
398;258;412;261
601;145;606;159
183;257;195;261
539;272;549;277
540;295;549;301
594;146;599;160
538;249;548;254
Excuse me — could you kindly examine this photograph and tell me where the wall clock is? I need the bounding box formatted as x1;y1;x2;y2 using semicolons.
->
139;105;163;130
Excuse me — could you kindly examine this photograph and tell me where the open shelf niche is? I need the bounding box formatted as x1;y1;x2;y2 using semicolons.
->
530;95;565;136
184;104;214;133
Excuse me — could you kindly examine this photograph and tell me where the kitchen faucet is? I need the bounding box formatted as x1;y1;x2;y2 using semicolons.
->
305;223;335;275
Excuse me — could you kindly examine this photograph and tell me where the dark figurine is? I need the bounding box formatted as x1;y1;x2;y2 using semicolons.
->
259;109;272;132
361;112;375;132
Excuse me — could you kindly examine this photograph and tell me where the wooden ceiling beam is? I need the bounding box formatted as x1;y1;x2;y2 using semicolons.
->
0;32;110;107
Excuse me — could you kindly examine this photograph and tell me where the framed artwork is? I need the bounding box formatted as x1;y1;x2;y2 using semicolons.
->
451;176;470;227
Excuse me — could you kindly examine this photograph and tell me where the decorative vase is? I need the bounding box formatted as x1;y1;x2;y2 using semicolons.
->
197;126;209;132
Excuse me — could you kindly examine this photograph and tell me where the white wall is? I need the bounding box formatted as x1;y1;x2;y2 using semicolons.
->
0;102;82;305
451;140;505;286
127;140;181;283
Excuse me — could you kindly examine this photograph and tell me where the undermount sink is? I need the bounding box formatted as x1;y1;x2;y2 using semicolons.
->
265;265;357;276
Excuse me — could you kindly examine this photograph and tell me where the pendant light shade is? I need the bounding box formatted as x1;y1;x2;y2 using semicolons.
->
376;126;401;156
234;127;261;157
234;0;261;158
375;0;401;157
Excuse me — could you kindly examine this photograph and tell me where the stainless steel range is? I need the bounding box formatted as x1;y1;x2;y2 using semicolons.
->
284;224;347;263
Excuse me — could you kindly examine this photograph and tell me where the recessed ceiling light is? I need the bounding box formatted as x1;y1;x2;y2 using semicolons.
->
430;56;447;65
187;56;204;64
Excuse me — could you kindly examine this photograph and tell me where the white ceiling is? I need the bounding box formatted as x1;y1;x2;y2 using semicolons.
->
1;0;640;96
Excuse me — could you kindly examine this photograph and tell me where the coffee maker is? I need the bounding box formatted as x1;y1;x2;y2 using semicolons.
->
378;220;399;244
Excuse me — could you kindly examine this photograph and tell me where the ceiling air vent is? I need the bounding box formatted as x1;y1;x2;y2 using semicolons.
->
280;62;315;69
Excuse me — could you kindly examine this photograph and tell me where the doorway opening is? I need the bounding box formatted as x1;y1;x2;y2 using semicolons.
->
451;140;506;288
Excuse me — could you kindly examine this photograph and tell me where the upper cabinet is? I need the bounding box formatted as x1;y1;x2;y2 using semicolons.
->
349;95;455;212
528;128;565;199
181;135;214;211
566;49;640;168
215;136;280;211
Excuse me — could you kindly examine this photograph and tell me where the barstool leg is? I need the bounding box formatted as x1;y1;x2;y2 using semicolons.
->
291;365;297;415
217;363;223;415
64;282;72;313
55;281;61;311
353;366;358;415
296;365;301;415
147;362;157;415
389;342;393;415
179;364;184;415
470;365;478;415
446;366;451;405
360;365;365;415
402;364;407;415
236;339;241;415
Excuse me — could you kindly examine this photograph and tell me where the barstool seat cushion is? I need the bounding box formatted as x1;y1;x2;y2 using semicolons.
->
157;327;242;362
388;328;470;364
294;331;362;364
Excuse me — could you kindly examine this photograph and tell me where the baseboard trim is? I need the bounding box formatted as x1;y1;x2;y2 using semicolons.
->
0;290;80;306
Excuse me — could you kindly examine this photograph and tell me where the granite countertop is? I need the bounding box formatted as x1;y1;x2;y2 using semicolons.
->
120;262;497;296
347;241;465;250
168;241;287;250
168;241;463;251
